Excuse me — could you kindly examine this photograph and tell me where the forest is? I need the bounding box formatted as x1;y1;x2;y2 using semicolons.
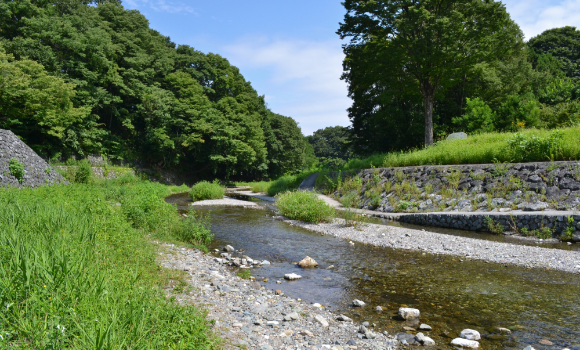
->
0;0;315;180
338;0;580;156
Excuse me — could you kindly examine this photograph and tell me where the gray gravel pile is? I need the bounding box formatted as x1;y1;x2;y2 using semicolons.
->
158;243;399;350
282;218;580;274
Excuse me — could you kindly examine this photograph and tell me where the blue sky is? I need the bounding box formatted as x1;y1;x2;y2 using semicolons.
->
122;0;580;135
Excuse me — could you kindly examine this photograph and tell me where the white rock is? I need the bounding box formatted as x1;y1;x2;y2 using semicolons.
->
224;245;235;252
314;315;329;327
398;307;420;320
336;315;352;322
419;324;432;331
284;273;302;280
266;321;279;326
375;306;383;312
522;346;535;350
415;333;436;346
352;299;366;307
460;329;481;340
298;256;318;268
312;303;322;308
451;338;479;348
261;260;271;265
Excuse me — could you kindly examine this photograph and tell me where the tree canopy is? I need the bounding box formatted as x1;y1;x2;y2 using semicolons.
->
306;126;352;167
0;0;311;180
337;0;524;146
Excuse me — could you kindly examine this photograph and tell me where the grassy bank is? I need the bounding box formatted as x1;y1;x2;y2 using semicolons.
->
344;126;580;170
236;171;316;197
0;175;219;349
276;191;336;223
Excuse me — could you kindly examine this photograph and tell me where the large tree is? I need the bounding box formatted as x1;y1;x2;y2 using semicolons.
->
528;26;580;79
337;0;523;146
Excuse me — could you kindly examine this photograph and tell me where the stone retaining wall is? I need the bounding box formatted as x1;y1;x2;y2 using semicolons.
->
0;129;66;187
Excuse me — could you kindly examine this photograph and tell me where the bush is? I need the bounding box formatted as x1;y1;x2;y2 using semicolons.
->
506;130;563;162
190;180;224;201
267;172;314;196
74;159;93;184
9;158;26;183
174;212;213;247
276;191;335;223
452;97;495;133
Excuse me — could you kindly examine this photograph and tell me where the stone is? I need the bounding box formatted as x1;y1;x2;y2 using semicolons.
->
493;327;511;334
451;338;479;348
275;290;282;295
418;324;432;331
460;329;481;340
336;315;352;322
398;307;420;320
538;339;553;345
375;306;383;312
415;333;436;346
519;202;549;211
266;321;279;326
298;256;318;268
261;260;271;265
522;346;535;350
284;273;302;280
224;245;235;252
314;315;329;327
284;312;299;321
447;132;467;140
352;299;366;307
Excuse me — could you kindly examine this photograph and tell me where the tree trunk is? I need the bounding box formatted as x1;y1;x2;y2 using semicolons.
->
423;91;434;147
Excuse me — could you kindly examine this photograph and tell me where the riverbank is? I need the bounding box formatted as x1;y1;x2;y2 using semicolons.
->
158;242;400;350
281;217;580;274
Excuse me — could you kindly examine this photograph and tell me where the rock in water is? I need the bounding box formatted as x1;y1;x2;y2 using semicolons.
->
336;315;352;322
451;338;479;348
418;324;432;331
398;307;420;320
284;273;302;280
522;347;535;350
375;306;383;312
460;329;481;341
415;333;436;346
447;132;467;140
224;245;235;252
298;256;318;268
352;299;366;307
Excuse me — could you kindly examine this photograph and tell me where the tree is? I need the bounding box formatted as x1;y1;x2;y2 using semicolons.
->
528;27;580;79
337;0;523;146
306;126;352;166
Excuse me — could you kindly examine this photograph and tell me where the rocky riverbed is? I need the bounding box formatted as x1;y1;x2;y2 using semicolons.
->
281;217;580;274
158;242;400;350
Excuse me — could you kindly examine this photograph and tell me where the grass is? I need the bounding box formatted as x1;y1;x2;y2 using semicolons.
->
276;191;336;223
190;180;225;201
0;175;219;349
343;126;580;170
234;181;272;193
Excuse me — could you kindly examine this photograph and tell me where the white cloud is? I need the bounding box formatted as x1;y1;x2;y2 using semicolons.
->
504;0;580;39
223;37;351;135
123;0;197;14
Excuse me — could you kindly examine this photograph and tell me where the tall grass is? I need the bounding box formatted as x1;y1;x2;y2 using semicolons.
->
190;180;225;201
344;126;580;170
267;171;315;196
0;178;218;349
234;181;272;193
276;191;336;223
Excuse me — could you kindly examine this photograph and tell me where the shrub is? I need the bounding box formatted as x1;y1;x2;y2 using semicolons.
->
452;97;495;133
9;158;26;183
506;130;563;162
74;159;93;184
276;191;335;223
190;180;224;201
484;216;505;234
174;212;213;247
237;269;251;279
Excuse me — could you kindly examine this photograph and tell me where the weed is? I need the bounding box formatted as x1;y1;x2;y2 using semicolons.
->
484;216;504;234
394;170;405;182
276;191;336;223
546;162;560;172
75;159;93;184
397;201;410;212
190;180;224;201
534;227;554;239
342;209;365;229
237;269;251;279
491;159;510;178
425;183;434;194
44;166;52;175
561;217;576;241
445;170;461;189
9;158;26;183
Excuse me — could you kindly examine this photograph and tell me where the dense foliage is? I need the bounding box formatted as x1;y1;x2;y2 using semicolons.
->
276;191;336;223
338;0;580;156
0;0;310;180
0;176;218;348
306;126;352;168
189;180;225;201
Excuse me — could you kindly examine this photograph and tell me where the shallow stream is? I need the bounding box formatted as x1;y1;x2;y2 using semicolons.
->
166;193;580;349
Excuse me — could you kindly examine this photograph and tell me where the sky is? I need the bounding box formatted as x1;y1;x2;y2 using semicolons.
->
121;0;580;135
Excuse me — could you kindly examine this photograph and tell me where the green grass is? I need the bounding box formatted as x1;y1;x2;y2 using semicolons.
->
0;176;219;349
190;180;225;201
344;126;580;170
169;183;190;193
234;181;272;193
267;172;315;196
276;191;336;223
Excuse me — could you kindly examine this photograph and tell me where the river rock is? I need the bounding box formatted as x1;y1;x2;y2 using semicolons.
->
398;307;420;320
522;346;535;350
284;312;299;321
352;299;366;307
284;273;302;280
418;324;432;331
336;315;352;322
451;338;479;348
375;306;383;312
298;256;318;268
415;332;436;346
460;329;481;340
224;245;235;252
315;315;329;327
261;260;271;265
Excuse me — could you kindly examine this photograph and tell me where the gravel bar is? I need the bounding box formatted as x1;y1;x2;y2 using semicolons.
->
282;218;580;274
190;197;264;208
158;243;399;350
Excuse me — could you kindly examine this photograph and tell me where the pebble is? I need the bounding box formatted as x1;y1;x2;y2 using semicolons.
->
284;273;302;280
375;306;383;312
352;299;366;307
460;329;481;341
451;338;480;348
315;315;329;327
418;323;432;331
538;339;554;345
398;307;420;320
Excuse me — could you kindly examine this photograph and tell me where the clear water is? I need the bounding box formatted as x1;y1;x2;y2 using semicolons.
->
166;193;580;349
